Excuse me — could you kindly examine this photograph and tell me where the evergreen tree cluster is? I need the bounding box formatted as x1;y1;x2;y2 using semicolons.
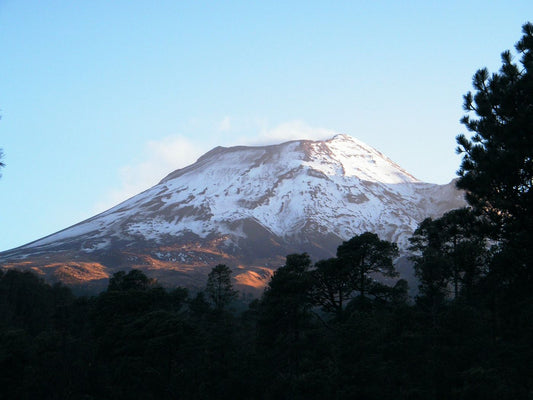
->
1;21;532;400
0;214;530;399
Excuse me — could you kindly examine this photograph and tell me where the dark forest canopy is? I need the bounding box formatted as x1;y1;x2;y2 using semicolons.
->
0;217;531;399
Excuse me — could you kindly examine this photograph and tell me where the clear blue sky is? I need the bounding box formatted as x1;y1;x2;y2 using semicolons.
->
1;1;532;251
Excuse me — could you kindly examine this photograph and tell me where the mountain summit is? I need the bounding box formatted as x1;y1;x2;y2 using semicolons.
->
0;135;465;293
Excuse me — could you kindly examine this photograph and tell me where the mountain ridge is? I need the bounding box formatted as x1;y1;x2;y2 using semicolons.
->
0;134;466;293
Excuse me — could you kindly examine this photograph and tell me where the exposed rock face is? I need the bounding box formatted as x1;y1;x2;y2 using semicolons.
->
0;135;466;294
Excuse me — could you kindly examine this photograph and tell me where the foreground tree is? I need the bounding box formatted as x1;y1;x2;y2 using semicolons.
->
258;253;313;341
456;22;533;310
448;25;533;395
409;208;487;301
456;22;533;248
206;264;237;312
108;269;154;291
255;254;318;397
310;257;353;319
336;232;399;302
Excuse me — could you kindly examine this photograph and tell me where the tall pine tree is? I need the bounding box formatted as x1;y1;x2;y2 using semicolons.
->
456;22;533;250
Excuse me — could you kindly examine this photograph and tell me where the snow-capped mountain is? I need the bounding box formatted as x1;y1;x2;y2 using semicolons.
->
0;134;465;293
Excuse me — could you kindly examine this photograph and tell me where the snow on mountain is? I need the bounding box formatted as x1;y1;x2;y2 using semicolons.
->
0;134;466;293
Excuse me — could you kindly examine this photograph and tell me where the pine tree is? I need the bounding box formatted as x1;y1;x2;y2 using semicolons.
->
257;253;313;344
310;257;353;319
205;264;237;312
409;209;486;302
336;232;398;302
456;22;533;297
456;22;533;248
107;269;154;291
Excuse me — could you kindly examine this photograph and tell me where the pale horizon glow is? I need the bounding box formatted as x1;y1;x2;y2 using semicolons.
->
1;1;532;251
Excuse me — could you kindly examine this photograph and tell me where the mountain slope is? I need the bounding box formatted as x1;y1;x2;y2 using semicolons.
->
0;134;466;293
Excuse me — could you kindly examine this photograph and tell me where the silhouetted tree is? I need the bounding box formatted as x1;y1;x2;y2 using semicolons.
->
410;209;487;301
310;257;354;320
188;291;211;317
108;269;154;292
205;264;237;312
456;22;533;255
259;253;314;341
454;26;533;366
0;270;55;334
336;232;399;303
255;253;319;397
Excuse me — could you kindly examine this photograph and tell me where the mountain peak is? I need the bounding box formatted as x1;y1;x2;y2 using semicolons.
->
329;133;355;141
0;134;465;293
307;134;419;184
161;134;417;186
